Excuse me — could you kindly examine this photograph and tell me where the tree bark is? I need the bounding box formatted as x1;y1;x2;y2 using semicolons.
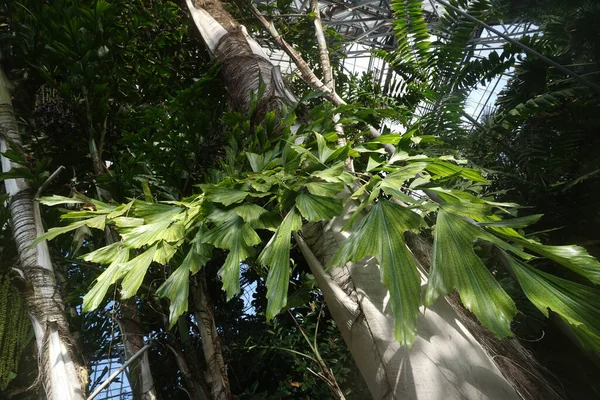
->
116;299;157;400
190;273;231;400
183;2;554;399
0;68;87;399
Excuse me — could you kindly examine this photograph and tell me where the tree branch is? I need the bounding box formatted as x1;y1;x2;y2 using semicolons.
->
311;0;334;91
250;4;345;105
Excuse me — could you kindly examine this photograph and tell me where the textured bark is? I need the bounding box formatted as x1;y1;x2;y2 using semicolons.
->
0;68;87;399
190;273;231;400
184;2;551;399
117;299;157;400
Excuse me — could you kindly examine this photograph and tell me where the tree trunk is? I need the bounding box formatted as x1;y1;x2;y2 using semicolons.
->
116;299;157;400
184;2;556;399
190;273;231;400
0;68;87;399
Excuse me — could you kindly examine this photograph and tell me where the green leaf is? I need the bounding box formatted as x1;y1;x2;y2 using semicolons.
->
507;256;600;350
426;210;517;338
133;201;183;224
295;193;343;222
304;181;345;197
120;245;158;299
478;214;543;229
425;161;488;183
514;239;600;284
154;241;177;264
0;168;33;181
34;215;107;244
203;216;261;298
82;242;125;264
258;208;302;320
38;195;85;206
381;162;428;190
83;248;129;312
201;186;249;206
311;163;354;183
330;200;424;345
121;220;185;248
234;203;268;223
156;263;190;328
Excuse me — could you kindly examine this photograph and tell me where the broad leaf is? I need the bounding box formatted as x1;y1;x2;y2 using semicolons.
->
120;245;158;299
514;239;600;284
201;186;249;206
83;248;129;312
234;203;268;223
121;220;185;248
507;256;600;350
304;181;344;197
426;210;517;338
330;200;424;345
311;163;354;183
258;208;302;320
156;263;190;328
478;214;543;229
295;193;343;222
380;162;427;190
154;241;177;264
82;242;125;264
34;215;107;244
203;216;261;298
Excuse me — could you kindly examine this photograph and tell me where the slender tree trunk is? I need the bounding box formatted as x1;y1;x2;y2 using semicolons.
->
190;273;231;400
0;68;87;399
183;2;558;399
116;299;157;400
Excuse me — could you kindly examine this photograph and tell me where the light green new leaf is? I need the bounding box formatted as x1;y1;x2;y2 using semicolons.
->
295;193;343;222
82;242;125;264
34;215;107;244
154;241;177;264
514;239;600;284
120;245;158;299
111;217;145;228
201;186;249;206
330;200;424;345
507;256;600;350
38;195;85;206
426;210;517;338
83;248;129;312
203;216;261;298
121;220;185;248
156;263;190;328
258;208;302;320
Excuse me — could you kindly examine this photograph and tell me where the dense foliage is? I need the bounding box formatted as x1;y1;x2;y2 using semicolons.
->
1;0;599;398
